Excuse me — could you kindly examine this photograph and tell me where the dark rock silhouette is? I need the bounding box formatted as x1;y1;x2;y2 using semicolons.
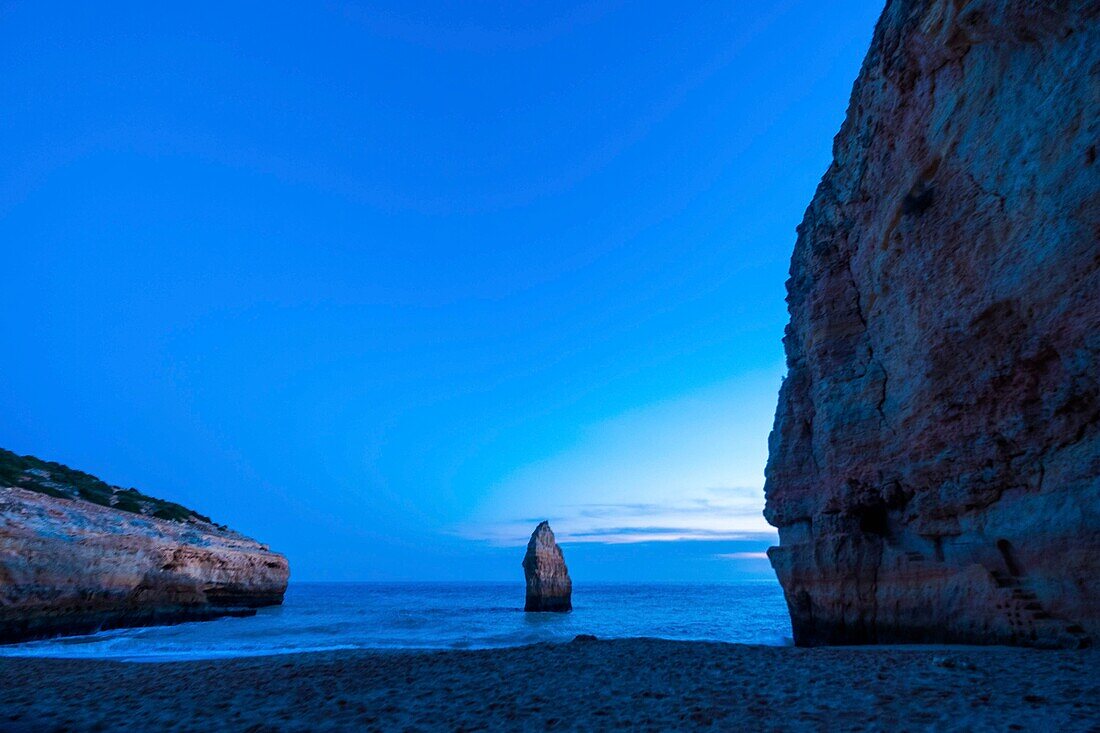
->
764;0;1098;648
523;521;572;612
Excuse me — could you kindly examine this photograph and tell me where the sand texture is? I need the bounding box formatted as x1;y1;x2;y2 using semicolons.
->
0;639;1095;731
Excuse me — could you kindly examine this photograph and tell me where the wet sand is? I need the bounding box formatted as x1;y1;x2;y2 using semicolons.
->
0;638;1095;731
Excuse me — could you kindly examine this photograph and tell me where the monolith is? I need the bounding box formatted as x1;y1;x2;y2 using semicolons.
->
523;521;572;612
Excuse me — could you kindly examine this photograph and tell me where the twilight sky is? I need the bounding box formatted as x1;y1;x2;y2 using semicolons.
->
0;1;881;581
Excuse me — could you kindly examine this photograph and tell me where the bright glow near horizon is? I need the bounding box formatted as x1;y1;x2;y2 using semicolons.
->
464;369;782;545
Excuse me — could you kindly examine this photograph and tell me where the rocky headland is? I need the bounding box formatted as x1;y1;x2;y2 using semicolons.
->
765;0;1099;647
523;521;572;612
0;449;289;643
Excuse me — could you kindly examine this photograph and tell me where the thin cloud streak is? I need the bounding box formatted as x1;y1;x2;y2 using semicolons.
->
456;491;776;545
716;551;771;560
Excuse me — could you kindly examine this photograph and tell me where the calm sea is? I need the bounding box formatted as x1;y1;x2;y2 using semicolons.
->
0;581;792;661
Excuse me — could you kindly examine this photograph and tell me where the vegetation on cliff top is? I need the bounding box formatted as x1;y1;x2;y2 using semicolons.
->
0;448;213;524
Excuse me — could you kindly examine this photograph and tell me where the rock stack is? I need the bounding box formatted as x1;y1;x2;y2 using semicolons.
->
522;521;572;612
763;0;1098;648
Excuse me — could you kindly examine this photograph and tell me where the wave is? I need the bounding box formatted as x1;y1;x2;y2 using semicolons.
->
0;581;792;661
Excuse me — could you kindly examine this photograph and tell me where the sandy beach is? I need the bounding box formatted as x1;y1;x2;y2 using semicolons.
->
0;638;1095;732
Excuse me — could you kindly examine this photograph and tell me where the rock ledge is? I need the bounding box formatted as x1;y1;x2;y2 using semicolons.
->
0;453;289;643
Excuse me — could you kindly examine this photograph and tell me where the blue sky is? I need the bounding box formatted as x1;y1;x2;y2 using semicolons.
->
0;1;881;581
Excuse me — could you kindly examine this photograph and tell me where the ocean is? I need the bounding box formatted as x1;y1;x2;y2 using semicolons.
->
0;581;792;661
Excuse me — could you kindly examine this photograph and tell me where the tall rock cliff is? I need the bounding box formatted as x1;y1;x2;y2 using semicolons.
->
523;521;572;612
0;449;289;643
764;0;1098;648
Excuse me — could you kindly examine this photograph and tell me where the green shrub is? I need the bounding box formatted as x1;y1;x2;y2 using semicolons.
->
0;447;215;525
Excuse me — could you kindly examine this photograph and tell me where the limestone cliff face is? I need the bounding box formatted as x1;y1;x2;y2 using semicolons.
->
764;0;1098;648
523;521;572;612
0;455;289;643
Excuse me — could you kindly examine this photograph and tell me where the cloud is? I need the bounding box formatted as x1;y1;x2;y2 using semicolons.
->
564;528;777;544
573;496;765;520
715;551;771;560
456;492;777;545
705;486;763;500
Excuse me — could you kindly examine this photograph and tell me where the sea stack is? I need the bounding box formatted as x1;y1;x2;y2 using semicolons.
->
523;521;572;612
0;448;289;643
764;1;1098;648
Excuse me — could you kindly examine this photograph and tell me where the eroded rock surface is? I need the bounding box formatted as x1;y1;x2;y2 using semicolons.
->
1;456;289;643
523;521;572;612
764;0;1099;648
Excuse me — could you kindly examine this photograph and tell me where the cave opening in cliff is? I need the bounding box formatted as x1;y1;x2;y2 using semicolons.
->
857;504;890;538
997;539;1022;578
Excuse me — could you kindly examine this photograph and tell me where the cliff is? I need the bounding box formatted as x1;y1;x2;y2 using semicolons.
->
764;0;1099;648
0;449;289;643
523;521;572;612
